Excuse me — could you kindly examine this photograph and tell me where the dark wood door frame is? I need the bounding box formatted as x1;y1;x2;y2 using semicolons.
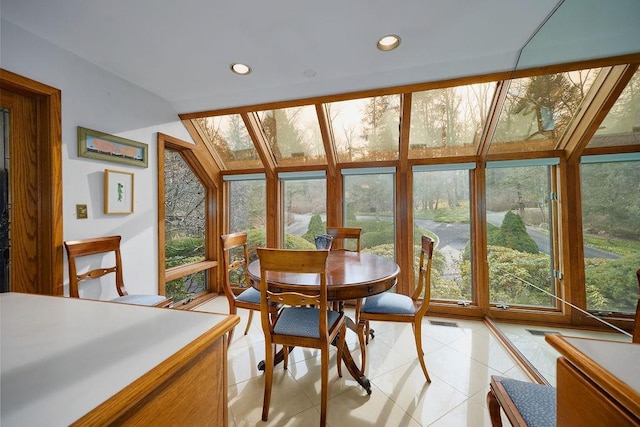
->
0;69;63;295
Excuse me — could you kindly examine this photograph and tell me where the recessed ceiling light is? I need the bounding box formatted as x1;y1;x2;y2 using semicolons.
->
230;63;252;75
377;34;401;51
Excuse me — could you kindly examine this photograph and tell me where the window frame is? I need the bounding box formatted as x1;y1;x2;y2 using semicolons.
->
580;153;640;316
341;166;397;257
157;133;218;305
412;163;476;305
484;158;561;311
177;55;640;328
222;172;268;263
279;170;327;248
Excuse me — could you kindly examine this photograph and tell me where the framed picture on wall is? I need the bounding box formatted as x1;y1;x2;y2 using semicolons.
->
104;169;134;214
78;126;148;168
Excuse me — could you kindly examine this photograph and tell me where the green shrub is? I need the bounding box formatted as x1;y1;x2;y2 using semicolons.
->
361;230;394;248
482;245;553;305
350;219;393;233
302;213;326;243
243;228;316;261
584;253;640;312
433;206;469;223
246;229;266;262
362;243;395;260
165;237;205;268
166;255;204;269
486;223;501;245
165;237;204;256
284;233;316;250
166;278;192;302
496;211;539;254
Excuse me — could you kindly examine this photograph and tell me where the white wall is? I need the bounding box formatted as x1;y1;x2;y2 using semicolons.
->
1;19;194;299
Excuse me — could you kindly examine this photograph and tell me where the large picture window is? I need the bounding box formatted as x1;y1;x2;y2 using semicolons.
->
327;97;401;163
581;155;640;314
413;164;474;302
180;54;639;338
486;160;557;308
159;134;217;305
226;174;266;258
280;171;326;249
163;148;208;303
342;168;396;260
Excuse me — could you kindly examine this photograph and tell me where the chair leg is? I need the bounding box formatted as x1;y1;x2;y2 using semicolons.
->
283;345;289;370
336;323;346;378
487;388;504;427
243;309;254;336
262;342;275;422
355;299;372;345
320;343;329;427
413;319;431;382
357;319;367;373
365;320;372;343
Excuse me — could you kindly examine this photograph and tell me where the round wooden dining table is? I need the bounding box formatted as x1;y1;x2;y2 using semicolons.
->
247;251;400;395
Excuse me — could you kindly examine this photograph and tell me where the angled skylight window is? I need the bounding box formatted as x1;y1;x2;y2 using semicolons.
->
588;69;640;148
256;105;326;167
490;68;602;154
326;95;401;162
409;82;496;158
193;115;261;170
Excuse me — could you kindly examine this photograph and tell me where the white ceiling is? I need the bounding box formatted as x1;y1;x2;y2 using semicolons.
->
2;0;562;114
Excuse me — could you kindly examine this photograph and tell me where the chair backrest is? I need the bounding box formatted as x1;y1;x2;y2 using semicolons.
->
257;248;330;336
220;232;251;300
326;226;361;252
64;235;128;298
412;235;434;316
634;268;640;343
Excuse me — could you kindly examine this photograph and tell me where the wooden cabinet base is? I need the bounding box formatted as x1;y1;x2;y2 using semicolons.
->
73;327;231;426
1;294;239;426
556;358;639;427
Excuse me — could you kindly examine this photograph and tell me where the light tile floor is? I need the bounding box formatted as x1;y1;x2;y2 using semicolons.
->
197;297;526;426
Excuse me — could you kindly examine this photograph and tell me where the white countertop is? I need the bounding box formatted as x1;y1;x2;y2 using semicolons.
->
562;336;640;392
0;293;231;426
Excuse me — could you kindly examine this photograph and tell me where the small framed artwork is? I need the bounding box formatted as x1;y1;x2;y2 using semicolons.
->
78;126;148;168
104;169;134;214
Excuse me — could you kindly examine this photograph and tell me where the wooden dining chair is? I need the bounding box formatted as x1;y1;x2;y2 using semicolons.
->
220;231;279;346
326;227;362;312
257;248;346;427
355;235;434;381
326;226;361;252
487;376;556;427
64;235;169;307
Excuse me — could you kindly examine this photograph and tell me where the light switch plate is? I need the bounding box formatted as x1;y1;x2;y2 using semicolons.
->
76;204;88;219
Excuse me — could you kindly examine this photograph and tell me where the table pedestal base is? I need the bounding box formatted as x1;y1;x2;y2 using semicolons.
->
257;333;372;395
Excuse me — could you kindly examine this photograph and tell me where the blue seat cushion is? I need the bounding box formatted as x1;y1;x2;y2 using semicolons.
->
236;287;261;304
273;307;341;338
362;292;416;315
499;377;556;427
113;294;166;306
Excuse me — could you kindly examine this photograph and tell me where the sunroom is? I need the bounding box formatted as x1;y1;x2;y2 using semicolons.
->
1;0;639;424
162;40;640;370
